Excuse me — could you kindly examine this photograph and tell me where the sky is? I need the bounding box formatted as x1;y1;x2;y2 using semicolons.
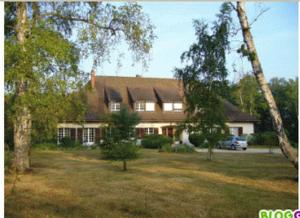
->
80;2;298;82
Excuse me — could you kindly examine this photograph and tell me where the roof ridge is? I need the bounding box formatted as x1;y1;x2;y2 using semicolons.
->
95;75;178;80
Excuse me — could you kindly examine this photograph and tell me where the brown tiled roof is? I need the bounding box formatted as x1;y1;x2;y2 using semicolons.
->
105;86;122;102
224;100;258;122
84;75;257;123
128;87;157;102
154;87;182;102
85;76;185;122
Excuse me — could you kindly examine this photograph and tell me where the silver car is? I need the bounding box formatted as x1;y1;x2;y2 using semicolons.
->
216;135;248;150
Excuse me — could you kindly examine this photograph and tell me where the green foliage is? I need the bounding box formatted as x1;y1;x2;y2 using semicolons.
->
189;133;207;147
32;143;58;150
105;106;140;142
237;44;256;61
5;2;154;148
102;142;139;161
231;74;265;118
230;76;298;144
172;144;195;153
269;77;298;143
142;134;172;149
60;137;81;148
102;107;140;170
159;143;172;152
248;132;279;146
175;3;232;159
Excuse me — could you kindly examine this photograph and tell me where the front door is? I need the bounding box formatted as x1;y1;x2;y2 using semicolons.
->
162;127;174;138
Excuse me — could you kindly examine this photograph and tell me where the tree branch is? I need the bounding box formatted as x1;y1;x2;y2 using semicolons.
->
40;13;122;34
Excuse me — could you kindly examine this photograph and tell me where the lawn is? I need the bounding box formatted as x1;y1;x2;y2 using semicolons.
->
5;149;298;218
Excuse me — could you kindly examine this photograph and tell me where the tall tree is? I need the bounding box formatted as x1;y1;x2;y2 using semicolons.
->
270;77;298;143
5;2;155;172
175;3;231;160
234;2;298;168
232;74;265;117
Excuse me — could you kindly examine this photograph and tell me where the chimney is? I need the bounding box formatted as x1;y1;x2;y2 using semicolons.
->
91;69;96;89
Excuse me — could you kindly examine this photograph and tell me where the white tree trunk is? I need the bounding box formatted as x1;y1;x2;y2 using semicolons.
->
236;2;298;168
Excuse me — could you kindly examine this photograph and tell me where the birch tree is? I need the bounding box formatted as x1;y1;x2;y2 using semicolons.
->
5;2;155;173
233;2;298;168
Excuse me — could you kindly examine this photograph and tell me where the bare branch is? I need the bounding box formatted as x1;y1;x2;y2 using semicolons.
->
40;13;122;34
229;2;237;11
230;5;269;36
249;7;270;26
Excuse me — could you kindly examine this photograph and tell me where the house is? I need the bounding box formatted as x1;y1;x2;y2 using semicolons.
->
57;71;258;145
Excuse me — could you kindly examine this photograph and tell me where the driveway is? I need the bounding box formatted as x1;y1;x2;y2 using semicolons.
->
195;148;282;154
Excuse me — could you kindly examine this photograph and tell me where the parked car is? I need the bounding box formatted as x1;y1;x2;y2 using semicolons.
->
216;135;248;150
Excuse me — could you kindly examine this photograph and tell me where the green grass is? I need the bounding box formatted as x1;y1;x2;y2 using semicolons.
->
5;149;297;218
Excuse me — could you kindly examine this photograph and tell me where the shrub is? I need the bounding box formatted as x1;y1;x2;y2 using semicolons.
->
159;143;172;152
60;137;76;148
33;143;58;150
172;144;195;153
189;134;206;147
261;131;279;146
248;132;279;146
101;142;139;170
141;134;172;149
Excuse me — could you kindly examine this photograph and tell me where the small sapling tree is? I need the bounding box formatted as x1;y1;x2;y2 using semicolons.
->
102;106;140;170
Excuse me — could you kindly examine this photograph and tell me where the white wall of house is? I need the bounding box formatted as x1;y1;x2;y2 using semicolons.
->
57;122;254;146
135;122;177;134
58;123;107;128
226;122;254;135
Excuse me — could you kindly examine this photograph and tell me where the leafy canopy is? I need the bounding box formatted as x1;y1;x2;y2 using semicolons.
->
175;3;232;151
5;2;155;142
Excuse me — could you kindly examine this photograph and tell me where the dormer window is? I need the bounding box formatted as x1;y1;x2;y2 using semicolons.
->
163;102;183;112
135;101;145;111
163;103;173;111
173;102;183;112
145;102;155;111
110;102;120;112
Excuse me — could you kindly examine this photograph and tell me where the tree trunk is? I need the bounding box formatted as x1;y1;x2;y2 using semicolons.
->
236;2;298;168
123;160;127;171
13;3;32;173
207;146;212;161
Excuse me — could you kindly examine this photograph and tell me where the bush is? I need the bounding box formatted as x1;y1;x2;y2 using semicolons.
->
262;131;279;146
172;144;195;153
248;132;279;146
141;134;172;149
159;144;172;152
60;137;75;148
101;142;139;170
189;134;206;147
33;143;58;150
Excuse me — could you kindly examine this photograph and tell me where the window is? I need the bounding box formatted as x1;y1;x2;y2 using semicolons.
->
145;102;155;111
83;128;95;144
58;128;71;142
110;102;120;112
135;101;145;111
163;103;173;111
173;102;183;112
144;128;155;135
